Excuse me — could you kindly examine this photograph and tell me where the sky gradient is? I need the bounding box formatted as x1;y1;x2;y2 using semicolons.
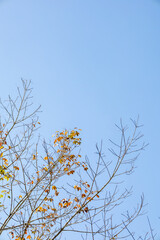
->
0;0;160;238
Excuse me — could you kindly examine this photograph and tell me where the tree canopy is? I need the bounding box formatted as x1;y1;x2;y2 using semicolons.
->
0;80;155;240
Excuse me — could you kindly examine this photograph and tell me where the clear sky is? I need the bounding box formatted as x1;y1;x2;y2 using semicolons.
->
0;0;160;238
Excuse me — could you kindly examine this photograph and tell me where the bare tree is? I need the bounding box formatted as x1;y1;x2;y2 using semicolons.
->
0;80;154;240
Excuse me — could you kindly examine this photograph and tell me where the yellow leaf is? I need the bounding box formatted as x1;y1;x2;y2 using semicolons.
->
43;167;48;171
59;159;63;164
0;152;3;158
64;167;68;172
4;176;10;181
1;190;6;193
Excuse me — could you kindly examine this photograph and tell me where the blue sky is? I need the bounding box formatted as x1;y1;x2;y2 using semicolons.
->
0;0;160;238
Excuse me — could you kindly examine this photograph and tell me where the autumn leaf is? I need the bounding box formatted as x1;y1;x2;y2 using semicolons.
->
59;159;63;164
74;185;81;191
3;158;8;166
55;191;59;196
84;207;88;213
74;197;79;202
59;202;63;208
64;167;69;172
81;194;86;198
87;197;91;200
4;176;10;181
14;166;19;170
52;186;57;190
1;190;6;193
0;144;4;149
